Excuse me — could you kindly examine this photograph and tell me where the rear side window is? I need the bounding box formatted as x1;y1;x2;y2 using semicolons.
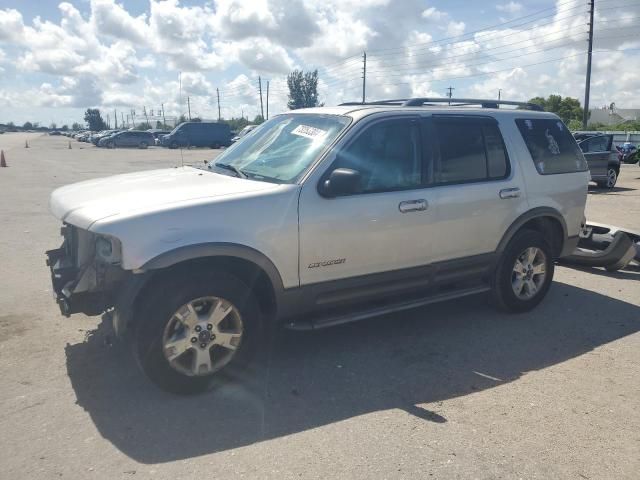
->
515;118;587;174
579;135;610;153
433;117;509;184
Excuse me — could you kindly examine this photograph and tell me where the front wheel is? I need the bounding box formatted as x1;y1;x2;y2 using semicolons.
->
139;141;148;149
134;270;263;394
490;229;554;313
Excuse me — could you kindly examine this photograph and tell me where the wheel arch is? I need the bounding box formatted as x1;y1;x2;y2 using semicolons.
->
497;208;567;259
114;243;284;335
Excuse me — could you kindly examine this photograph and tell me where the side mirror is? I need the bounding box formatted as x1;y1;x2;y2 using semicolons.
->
320;168;361;197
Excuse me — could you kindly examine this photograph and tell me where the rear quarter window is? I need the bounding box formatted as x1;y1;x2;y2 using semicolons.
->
515;118;587;174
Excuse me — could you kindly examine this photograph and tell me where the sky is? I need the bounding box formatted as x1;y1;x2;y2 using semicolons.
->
0;0;638;127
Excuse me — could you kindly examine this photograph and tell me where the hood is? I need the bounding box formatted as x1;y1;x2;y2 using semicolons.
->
50;166;280;230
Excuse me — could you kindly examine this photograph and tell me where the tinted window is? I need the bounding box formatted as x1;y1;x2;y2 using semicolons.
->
516;118;587;174
335;119;421;193
580;135;610;153
433;118;509;184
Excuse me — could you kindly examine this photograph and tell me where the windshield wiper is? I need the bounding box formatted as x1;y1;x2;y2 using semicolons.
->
214;163;247;179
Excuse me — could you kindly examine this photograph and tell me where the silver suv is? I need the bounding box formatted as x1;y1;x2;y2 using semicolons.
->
46;98;589;394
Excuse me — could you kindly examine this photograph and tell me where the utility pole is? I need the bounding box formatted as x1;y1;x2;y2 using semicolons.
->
583;0;595;129
446;86;455;104
161;103;166;129
114;109;118;129
362;51;367;104
216;88;221;121
258;76;264;120
143;106;149;127
187;96;191;120
131;109;136;128
498;89;502;100
266;81;269;120
121;112;125;128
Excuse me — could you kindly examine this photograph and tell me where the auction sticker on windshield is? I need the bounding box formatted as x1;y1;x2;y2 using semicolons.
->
291;124;327;139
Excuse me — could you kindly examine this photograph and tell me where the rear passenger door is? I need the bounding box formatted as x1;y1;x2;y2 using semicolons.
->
429;116;527;260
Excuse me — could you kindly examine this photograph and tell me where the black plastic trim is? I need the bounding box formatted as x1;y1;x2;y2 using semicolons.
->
141;242;285;293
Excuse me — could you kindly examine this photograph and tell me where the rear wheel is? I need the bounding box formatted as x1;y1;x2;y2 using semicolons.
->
597;167;618;189
139;141;148;149
169;141;178;149
491;229;554;312
134;270;263;394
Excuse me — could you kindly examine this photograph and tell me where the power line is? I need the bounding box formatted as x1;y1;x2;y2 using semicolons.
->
367;47;640;88
364;28;588;75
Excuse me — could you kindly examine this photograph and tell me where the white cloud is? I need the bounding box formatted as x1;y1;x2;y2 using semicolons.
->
496;2;523;14
0;0;639;124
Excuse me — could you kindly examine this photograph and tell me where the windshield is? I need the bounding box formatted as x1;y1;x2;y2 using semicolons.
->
208;114;350;183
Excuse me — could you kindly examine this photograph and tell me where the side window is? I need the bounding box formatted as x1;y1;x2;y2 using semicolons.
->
334;119;422;193
581;136;609;153
433;118;509;184
515;118;587;174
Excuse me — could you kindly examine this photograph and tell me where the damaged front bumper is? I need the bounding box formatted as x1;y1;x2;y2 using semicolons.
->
45;225;120;317
560;222;640;271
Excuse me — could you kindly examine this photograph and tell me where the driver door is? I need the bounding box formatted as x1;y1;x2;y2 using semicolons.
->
298;116;440;289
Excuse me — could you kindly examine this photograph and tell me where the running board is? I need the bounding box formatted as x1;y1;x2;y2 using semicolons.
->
285;285;490;331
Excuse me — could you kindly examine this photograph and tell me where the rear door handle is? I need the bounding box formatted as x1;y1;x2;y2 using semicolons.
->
499;188;521;199
399;199;428;213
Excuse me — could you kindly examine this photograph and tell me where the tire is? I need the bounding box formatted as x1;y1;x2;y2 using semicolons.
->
597;167;618;189
211;142;220;149
139;141;148;149
134;269;263;394
490;229;554;313
169;141;178;149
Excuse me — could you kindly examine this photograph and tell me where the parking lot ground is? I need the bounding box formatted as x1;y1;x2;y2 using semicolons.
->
1;133;639;479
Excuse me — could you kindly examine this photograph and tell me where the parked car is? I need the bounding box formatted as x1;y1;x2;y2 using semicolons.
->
99;130;155;149
616;142;638;164
231;124;258;143
91;130;120;145
160;122;232;149
46;98;588;394
576;134;620;188
49;130;62;136
147;128;172;139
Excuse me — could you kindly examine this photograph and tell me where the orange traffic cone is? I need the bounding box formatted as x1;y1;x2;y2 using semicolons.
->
0;150;7;167
25;140;29;148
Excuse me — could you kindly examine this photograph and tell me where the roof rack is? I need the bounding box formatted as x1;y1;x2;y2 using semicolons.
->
339;98;544;111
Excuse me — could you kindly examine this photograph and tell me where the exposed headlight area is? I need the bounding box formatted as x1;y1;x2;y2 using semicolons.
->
95;235;122;264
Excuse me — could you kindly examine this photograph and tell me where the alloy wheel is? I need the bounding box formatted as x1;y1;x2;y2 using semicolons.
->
511;247;547;300
162;296;243;376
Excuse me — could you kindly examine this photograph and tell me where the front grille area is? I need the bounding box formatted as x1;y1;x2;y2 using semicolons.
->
61;224;78;267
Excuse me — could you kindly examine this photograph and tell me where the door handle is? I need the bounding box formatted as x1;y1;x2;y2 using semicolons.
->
499;188;521;199
399;199;428;213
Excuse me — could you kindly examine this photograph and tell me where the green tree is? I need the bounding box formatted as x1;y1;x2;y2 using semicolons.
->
287;69;321;110
83;108;107;131
220;116;250;132
61;125;69;131
49;122;57;130
253;115;265;125
71;122;83;131
527;95;584;124
191;117;202;122
23;121;33;130
567;119;583;131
